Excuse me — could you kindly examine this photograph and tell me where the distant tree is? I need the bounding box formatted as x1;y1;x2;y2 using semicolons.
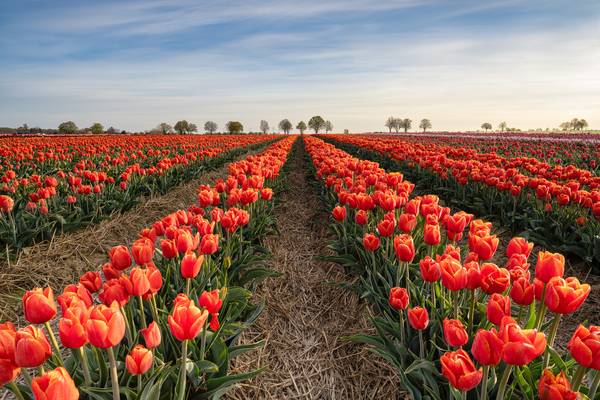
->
279;119;292;134
296;121;307;134
107;126;118;134
325;120;333;133
559;121;571;131
419;119;432;132
158;122;172;134
498;121;508;132
58;121;78;134
308;116;326;133
188;123;198;133
259;120;270;134
569;118;588;131
16;124;30;134
226;121;243;134
385;116;396;133
204;121;218;134
481;122;492;132
90;123;104;134
399;118;412;133
174;120;190;134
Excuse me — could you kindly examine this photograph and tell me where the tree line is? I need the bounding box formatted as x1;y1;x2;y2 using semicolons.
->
385;117;432;133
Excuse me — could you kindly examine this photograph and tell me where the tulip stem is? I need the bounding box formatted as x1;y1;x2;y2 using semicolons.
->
178;340;188;400
38;366;45;376
589;370;600;399
418;330;424;358
571;364;587;392
137;374;143;393
138;295;147;328
534;285;547;330
200;326;208;361
79;346;92;385
107;347;120;400
542;314;562;369
495;365;513;400
186;278;191;296
8;382;25;400
431;283;436;309
22;369;33;387
44;321;64;367
121;306;134;345
468;289;476;334
480;365;490;400
453;291;459;320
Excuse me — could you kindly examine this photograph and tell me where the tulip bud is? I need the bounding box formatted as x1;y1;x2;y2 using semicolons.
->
389;287;409;310
443;318;468;347
126;345;153;375
181;252;204;279
22;287;57;324
140;321;161;349
407;307;429;330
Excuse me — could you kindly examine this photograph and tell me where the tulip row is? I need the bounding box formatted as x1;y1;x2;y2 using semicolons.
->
304;135;597;400
319;134;600;267
0;136;295;400
0;134;277;252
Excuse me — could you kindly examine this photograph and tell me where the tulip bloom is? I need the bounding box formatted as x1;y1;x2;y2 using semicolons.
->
79;271;103;293
479;263;510;294
126;345;153;375
464;261;481;290
129;267;151;297
499;317;546;366
393;234;415;262
389;287;409;310
440;258;467;291
535;251;565;283
181;252;204;279
440;349;483;391
0;322;19;387
160;239;179;259
58;307;89;349
109;245;132;270
568;325;600;370
168;295;209;341
31;367;79;400
506;237;533;258
398;213;417;233
443;318;468;347
140;321;162;349
199;289;223;331
419;257;441;282
471;328;503;366
14;325;52;368
544;276;590;315
486;294;511;326
407;307;429;330
510;277;535;306
362;233;380;252
200;234;219;255
470;234;498;261
332;206;347;222
22;287;57;324
423;224;440;246
85;304;126;349
0;359;20;388
132;238;154;266
99;279;130;307
377;219;395;237
355;210;368;225
538;369;578;400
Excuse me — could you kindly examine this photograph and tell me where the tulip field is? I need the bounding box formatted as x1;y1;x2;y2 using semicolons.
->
1;132;599;399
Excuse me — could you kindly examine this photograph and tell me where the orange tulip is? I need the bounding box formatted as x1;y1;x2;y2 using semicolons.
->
14;325;52;368
79;271;102;293
181;252;204;279
398;213;417;233
22;287;57;324
200;234;219;255
443;318;468;347
440;349;482;391
126;345;153;375
99;279;130;307
108;245;132;270
332;206;347;221
419;256;441;282
160;239;178;259
510;277;534;306
440;258;467;291
479;263;510;294
85;304;126;349
31;367;79;400
538;369;577;400
471;328;503;366
470;234;498;261
132;238;154;266
129;267;151;297
423;224;440;246
393;234;415;262
407;307;429;330
499;317;546;365
0;322;19;387
362;233;380;252
140;321;161;349
535;251;565;284
58;306;89;349
568;325;600;370
168;294;209;341
486;293;511;326
506;237;533;258
544;276;590;315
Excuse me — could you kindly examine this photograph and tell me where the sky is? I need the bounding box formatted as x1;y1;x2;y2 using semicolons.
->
1;0;599;133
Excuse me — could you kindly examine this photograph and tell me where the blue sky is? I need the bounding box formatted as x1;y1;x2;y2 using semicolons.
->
1;0;599;132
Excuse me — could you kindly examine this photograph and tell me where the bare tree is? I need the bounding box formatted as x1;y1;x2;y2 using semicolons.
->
158;122;172;134
279;119;292;134
325;120;333;133
385;116;396;133
259;120;270;134
204;121;218;134
174;120;190;134
419;119;432;133
399;118;412;133
498;121;508;132
188;123;198;133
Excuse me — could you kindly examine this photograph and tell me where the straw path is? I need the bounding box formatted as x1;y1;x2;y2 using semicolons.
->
225;140;399;400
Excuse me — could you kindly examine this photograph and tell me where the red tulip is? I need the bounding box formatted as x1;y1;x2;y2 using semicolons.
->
102;262;121;281
486;293;511;326
506;237;533;258
419;256;441;282
160;239;178;259
200;234;219;255
568;324;600;370
332;206;347;221
58;306;89;349
377;219;395;237
108;245;132;270
398;213;417;233
470;234;498;261
535;251;565;284
0;358;20;388
99;279;130;307
389;287;409;310
471;328;503;366
85;304;126;349
355;210;369;225
168;294;209;341
79;271;102;293
126;345;153;375
31;367;79;400
443;318;468;347
440;349;482;391
22;287;57;324
423;224;440;246
407;307;429;330
440;258;467;291
362;233;380;252
145;265;163;296
140;321;162;349
0;322;19;387
393;234;415;262
199;289;223;331
538;369;578;400
464;261;481;290
479;263;510;294
129;267;151;297
181;252;204;279
132;238;154;266
544;276;590;315
510;277;535;306
499;317;546;366
15;325;52;368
